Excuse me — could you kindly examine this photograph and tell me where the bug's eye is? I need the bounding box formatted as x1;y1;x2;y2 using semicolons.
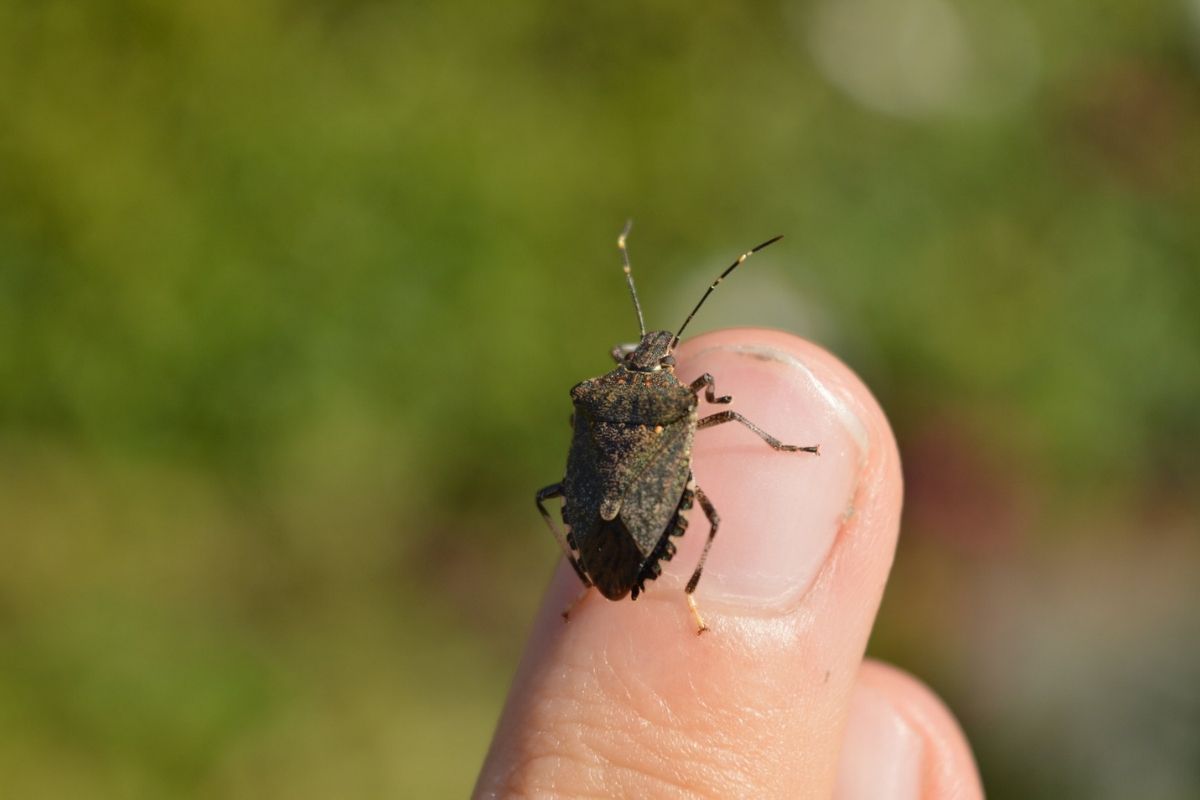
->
661;355;676;367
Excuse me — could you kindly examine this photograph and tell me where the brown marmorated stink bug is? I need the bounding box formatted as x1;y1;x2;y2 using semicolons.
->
536;222;820;634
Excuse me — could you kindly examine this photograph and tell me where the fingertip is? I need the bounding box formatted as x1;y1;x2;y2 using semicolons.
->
669;328;903;614
837;660;984;800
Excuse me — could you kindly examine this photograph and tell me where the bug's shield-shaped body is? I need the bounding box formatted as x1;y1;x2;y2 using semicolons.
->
563;367;696;600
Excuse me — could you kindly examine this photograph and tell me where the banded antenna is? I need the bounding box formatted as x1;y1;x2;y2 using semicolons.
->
672;234;783;347
617;219;646;338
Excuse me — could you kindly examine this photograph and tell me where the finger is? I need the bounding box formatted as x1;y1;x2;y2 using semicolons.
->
476;328;903;798
835;661;983;800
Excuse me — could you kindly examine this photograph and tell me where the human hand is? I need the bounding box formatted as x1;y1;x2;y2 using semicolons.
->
475;329;982;799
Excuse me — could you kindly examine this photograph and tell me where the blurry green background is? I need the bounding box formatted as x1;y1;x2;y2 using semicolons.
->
2;0;1199;797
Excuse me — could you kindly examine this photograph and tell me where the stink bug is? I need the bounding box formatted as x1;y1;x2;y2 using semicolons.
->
536;222;820;633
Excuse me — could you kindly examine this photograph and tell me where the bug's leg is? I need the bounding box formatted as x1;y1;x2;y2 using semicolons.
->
697;410;820;454
687;595;707;635
611;343;636;364
689;373;732;405
537;483;592;590
683;484;719;634
561;585;592;622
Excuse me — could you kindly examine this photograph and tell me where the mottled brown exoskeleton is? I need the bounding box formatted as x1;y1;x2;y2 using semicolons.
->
536;223;820;633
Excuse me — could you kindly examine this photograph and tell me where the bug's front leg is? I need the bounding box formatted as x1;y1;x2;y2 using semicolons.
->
611;343;637;364
536;483;592;594
689;373;732;405
697;410;820;454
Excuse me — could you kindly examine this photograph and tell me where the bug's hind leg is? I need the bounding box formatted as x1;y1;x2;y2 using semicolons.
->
538;483;595;622
686;595;707;635
561;585;592;622
537;483;592;590
698;410;820;454
683;484;720;634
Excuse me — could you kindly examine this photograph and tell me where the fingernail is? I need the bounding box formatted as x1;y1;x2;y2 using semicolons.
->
670;343;868;609
834;683;923;800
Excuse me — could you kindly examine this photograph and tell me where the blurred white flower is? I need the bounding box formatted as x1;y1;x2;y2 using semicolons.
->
799;0;1040;119
1188;0;1200;68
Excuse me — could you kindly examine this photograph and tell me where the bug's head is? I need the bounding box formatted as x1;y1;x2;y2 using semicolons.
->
624;330;676;372
613;222;782;372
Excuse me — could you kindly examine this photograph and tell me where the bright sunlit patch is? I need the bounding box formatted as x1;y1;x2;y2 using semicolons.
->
800;0;1040;119
1188;0;1200;68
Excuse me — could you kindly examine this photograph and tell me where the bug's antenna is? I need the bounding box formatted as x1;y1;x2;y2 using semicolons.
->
617;219;646;338
672;234;783;346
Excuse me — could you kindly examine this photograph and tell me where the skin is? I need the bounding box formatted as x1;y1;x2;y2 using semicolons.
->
476;329;983;799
